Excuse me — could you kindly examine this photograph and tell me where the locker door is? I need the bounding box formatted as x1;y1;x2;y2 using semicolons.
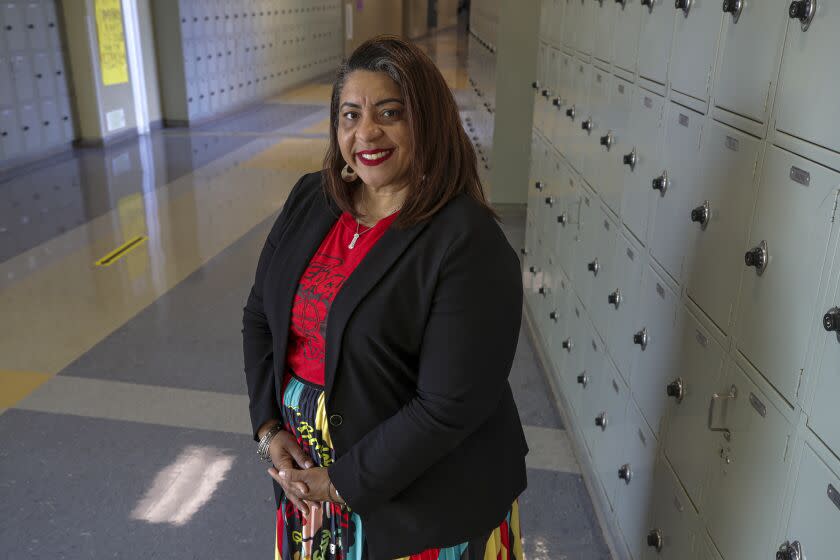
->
575;0;596;55
612;0;642;74
58;95;74;143
544;47;559;140
40;98;59;146
546;273;572;379
559;303;588;404
536;252;559;339
201;5;213;37
550;52;574;154
582;66;610;192
662;311;726;507
774;5;840;155
630;267;681;437
705;362;794;560
0;108;23;159
684;121;761;333
712;0;788;125
550;157;578;276
669;0;723;102
33;52;55;99
808;285;840;458
198;79;209;115
734;147;840;403
532;44;545;132
206;41;217;75
195;40;207;77
650;103;704;283
0;56;13;106
183;40;195;81
551;0;566;46
637;0;674;85
19;102;40;152
605;233;644;381
582;335;626;510
573;190;601;307
620;88;665;245
567;61;591;174
214;0;225;36
11;54;35;102
779;442;840;560
592;0;616;64
179;0;194;41
43;0;61;50
642;458;698;560
52;51;67;96
24;1;47;51
614;399;658;560
599;76;632;214
588;210;618;340
562;0;578;51
1;2;26;52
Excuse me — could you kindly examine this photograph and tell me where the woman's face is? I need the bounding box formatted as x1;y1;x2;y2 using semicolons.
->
337;70;411;191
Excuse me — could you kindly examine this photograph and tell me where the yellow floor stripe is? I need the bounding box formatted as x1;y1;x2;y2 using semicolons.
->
0;371;52;409
267;83;333;105
242;138;329;172
95;236;148;267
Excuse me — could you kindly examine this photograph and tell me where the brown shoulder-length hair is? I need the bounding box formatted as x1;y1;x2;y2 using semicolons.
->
322;35;500;229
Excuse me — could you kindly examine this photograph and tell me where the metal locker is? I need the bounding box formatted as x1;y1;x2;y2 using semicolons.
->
214;0;225;36
605;233;644;381
662;310;726;507
592;0;615;64
532;44;545;133
11;54;35;102
630;266;682;436
550;0;566;46
0;107;23;159
588;211;619;340
581;66;609;193
612;0;642;75
197;79;209;115
614;398;658;560
33;52;55;99
712;0;788;125
201;4;213;38
195;40;207;77
226;38;236;73
598;76;632;214
642;457;698;560
704;361;794;560
183;40;195;80
52;51;67;97
43;0;60;50
549;52;573;153
19;102;40;152
1;2;26;52
543;47;559;139
585;357;627;511
58;95;73;143
734;146;839;403
206;41;218;75
573;190;601;307
574;0;596;55
778;440;840;560
540;0;551;40
620;87;665;245
558;303;588;400
179;0;194;41
549;157;578;276
807;281;840;459
637;0;674;86
24;1;47;51
0;56;13;106
650;102;704;283
562;0;578;52
546;273;572;378
39;98;59;146
669;0;723;102
536;252;560;340
567;60;592;174
684;121;761;333
774;3;840;156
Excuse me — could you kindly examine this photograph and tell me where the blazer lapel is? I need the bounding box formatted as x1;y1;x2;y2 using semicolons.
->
323;215;430;396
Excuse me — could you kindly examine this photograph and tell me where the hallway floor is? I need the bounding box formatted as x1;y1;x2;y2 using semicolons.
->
0;27;611;560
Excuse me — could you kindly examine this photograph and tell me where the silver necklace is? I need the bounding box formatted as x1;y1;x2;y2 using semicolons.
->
346;190;403;249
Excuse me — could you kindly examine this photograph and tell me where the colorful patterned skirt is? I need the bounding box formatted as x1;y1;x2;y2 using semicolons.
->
276;374;524;560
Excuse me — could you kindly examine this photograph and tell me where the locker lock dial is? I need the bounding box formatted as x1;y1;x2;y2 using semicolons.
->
535;181;544;191
652;171;670;195
722;0;743;22
600;132;614;150
557;213;568;225
553;97;562;107
545;196;555;207
618;463;633;483
566;106;577;120
634;327;649;350
581;118;594;132
595;412;608;429
541;89;550;98
609;289;622;308
588;259;600;276
647;529;664;552
666;378;685;402
549;310;559;322
691;201;711;227
824;307;840;332
538;286;548;297
623;148;638;171
744;240;769;274
577;373;589;387
675;0;692;15
789;0;816;31
776;540;803;560
562;338;574;351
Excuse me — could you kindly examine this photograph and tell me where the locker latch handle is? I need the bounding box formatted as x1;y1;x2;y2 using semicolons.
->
535;181;544;191
789;0;816;32
595;412;608;429
652;171;670;195
588;259;600;276
557;213;568;225
531;80;540;90
691;201;711;228
824;307;840;332
744;240;769;275
776;540;803;560
640;0;654;12
581;118;594;133
623;148;637;171
667;378;685;402
675;0;692;15
618;463;633;483
647;529;664;551
549;310;559;322
722;0;743;23
708;384;737;441
553;97;563;108
608;289;622;308
544;196;555;207
566;106;577;120
600;132;614;150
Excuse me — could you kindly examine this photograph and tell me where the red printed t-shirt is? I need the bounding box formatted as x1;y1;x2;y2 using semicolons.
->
283;210;400;387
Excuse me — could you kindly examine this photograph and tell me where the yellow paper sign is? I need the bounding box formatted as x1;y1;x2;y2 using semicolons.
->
95;0;129;86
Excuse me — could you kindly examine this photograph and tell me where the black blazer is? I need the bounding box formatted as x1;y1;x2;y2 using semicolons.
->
242;171;528;559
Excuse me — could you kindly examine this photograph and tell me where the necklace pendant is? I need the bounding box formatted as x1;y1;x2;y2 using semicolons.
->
348;233;360;249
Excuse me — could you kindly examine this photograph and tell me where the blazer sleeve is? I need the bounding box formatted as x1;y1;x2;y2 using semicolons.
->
327;220;524;514
242;174;309;441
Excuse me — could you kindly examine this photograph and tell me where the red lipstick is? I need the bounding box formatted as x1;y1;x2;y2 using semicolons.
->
356;148;395;167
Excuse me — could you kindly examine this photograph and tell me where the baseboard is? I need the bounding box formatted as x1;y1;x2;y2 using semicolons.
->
75;126;139;148
521;301;632;560
0;143;77;179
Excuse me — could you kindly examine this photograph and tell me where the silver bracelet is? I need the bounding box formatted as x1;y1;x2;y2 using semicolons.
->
257;423;284;462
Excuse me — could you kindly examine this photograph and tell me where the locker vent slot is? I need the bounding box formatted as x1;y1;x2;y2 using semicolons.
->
789;166;811;187
644;96;653;109
627;248;635;260
695;330;708;348
612;379;620;393
748;392;766;418
638;428;646;445
656;283;665;299
679;113;689;127
725;136;739;152
828;484;840;512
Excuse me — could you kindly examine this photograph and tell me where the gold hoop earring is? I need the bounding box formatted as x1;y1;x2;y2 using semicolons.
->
341;163;358;183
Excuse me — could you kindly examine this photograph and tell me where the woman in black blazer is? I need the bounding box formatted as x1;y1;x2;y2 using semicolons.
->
243;35;528;560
